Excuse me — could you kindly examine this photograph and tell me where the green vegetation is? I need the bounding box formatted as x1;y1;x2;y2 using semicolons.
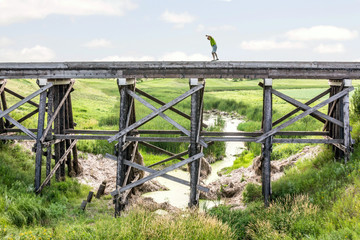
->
208;86;360;239
2;78;360;239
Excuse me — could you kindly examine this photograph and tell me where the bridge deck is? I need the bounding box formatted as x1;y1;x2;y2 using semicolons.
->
1;61;360;79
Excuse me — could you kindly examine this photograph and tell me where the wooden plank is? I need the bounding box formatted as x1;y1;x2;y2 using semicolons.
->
147;150;188;168
67;93;81;175
262;80;272;207
121;158;209;192
34;89;47;190
64;96;73;176
139;141;185;160
270;87;344;127
8;108;39;128
323;84;344;131
36;140;78;194
135;88;208;128
111;152;204;196
0;135;33;140
122;141;138;188
343;90;350;163
4;88;39;108
53;85;61;181
0;80;6;132
126;88;207;148
59;85;66;179
256;87;354;143
2;61;360;79
272;88;331;126
108;84;204;143
40;81;74;142
1;114;36;139
273;138;343;144
189;81;202;207
46;87;54;186
0;84;52;118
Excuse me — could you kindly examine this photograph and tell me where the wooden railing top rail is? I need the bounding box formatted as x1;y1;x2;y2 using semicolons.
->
1;61;360;79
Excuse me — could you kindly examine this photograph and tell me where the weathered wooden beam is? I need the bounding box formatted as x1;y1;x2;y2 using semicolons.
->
111;152;204;196
34;81;48;191
139;141;185;160
269;86;344;127
2;61;360;79
147;150;188;168
135;88;208;128
108;84;204;143
8;108;40;129
0;84;52;119
272;88;331;126
0;80;6;132
46;86;54;186
189;78;204;208
256;87;354;143
1;114;36;139
126;88;207;148
262;78;272;207
342;79;351;163
36;140;78;194
4;88;40;108
273;138;343;144
40;80;74;143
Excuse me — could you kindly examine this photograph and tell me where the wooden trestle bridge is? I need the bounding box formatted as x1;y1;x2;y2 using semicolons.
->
0;61;357;215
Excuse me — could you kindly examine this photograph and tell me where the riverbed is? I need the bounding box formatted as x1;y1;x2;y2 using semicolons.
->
142;114;245;209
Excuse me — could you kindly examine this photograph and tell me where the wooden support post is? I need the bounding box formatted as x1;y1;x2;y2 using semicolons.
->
342;79;351;163
1;81;10;127
50;79;72;181
262;78;272;207
64;94;73;176
46;86;54;185
68;93;81;175
189;78;204;208
0;79;6;133
115;78;134;216
34;79;48;191
328;80;344;159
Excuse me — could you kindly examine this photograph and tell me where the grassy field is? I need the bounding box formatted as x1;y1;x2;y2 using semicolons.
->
1;78;360;239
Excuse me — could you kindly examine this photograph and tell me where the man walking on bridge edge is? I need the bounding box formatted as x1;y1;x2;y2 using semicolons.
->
206;35;219;61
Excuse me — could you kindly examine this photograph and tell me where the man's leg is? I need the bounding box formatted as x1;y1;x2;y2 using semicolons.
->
211;52;215;60
214;52;219;60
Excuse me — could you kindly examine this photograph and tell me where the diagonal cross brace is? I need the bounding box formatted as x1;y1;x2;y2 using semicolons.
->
105;153;209;192
256;87;353;143
0;83;53;119
126;88;208;148
111;152;204;196
108;84;204;143
271;88;343;127
1;113;36;139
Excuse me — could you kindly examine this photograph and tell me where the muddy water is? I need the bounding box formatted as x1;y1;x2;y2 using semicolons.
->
142;114;244;209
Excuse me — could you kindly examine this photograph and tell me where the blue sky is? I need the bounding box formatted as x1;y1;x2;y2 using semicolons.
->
0;0;359;62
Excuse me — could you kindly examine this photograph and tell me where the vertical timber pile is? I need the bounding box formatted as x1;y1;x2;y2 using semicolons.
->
115;78;135;216
261;78;273;206
189;78;205;207
34;79;48;190
0;79;5;133
327;80;344;159
342;79;352;163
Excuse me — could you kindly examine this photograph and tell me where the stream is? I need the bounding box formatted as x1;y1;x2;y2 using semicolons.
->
142;114;245;209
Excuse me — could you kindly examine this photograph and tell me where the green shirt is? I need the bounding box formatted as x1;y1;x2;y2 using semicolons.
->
210;37;216;46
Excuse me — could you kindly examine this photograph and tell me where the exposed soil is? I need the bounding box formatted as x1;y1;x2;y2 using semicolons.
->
201;145;321;209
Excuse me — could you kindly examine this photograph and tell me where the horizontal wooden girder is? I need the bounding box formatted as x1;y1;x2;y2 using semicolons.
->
1;61;360;79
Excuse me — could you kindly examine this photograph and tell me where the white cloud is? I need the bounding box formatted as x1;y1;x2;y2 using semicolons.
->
97;51;208;61
286;25;358;41
0;0;137;25
314;43;345;54
84;38;112;48
240;40;305;50
0;37;13;47
0;45;55;61
161;10;195;28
